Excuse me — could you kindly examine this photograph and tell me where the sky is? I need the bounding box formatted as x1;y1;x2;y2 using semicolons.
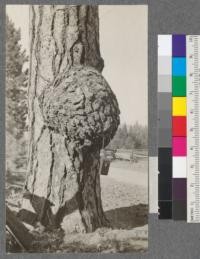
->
6;5;148;126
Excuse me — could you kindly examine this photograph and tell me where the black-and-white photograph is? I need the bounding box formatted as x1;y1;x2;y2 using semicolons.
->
6;5;148;253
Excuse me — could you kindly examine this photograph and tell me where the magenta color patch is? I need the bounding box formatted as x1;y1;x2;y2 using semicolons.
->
172;137;187;156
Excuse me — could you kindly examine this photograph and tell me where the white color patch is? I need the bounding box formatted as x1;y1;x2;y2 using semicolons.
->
158;35;172;56
173;157;187;178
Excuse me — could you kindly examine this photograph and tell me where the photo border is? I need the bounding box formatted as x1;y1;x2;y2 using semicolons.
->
1;0;200;258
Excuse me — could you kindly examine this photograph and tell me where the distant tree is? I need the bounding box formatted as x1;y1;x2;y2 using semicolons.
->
108;127;122;149
121;123;128;138
124;135;134;149
6;15;27;78
108;126;124;149
129;122;147;149
6;15;28;139
108;122;147;150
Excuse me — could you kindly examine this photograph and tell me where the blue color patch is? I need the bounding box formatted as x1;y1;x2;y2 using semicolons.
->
172;57;186;76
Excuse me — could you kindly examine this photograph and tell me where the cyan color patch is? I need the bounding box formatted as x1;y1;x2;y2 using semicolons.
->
172;57;186;76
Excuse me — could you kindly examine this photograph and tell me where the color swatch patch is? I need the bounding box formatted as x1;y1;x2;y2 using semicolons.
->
172;58;186;76
173;157;187;178
172;97;186;116
172;137;187;156
172;76;186;96
172;116;186;136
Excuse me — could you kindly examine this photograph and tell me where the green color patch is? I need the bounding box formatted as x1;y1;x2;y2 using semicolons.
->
172;76;186;96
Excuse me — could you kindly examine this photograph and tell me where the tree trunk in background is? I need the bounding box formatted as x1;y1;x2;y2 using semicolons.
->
20;5;117;234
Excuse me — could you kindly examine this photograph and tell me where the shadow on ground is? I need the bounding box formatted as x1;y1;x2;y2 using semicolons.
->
105;204;148;229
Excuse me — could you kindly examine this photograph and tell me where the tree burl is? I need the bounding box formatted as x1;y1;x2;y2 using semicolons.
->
37;65;120;232
40;65;120;155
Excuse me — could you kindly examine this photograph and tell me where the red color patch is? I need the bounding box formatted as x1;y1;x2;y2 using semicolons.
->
172;116;186;136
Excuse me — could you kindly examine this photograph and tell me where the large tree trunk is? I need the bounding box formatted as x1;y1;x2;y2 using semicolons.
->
19;5;119;234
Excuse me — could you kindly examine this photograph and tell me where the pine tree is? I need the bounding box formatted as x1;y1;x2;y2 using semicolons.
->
20;5;120;233
6;15;27;78
6;15;28;139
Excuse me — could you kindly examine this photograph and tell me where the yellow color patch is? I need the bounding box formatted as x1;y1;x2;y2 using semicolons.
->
172;97;187;116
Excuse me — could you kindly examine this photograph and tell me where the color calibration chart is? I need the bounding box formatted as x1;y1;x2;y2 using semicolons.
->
158;35;200;222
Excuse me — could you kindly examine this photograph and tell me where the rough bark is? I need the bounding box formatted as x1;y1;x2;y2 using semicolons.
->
20;5;120;234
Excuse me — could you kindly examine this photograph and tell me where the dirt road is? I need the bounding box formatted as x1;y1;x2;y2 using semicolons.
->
108;160;147;188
